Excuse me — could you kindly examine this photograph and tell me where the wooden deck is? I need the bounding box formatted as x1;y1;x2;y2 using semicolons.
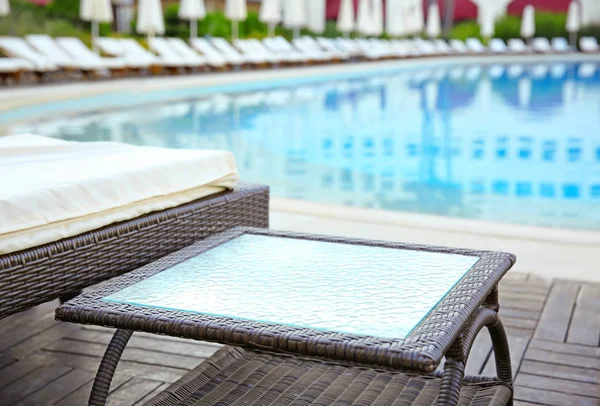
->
0;272;598;405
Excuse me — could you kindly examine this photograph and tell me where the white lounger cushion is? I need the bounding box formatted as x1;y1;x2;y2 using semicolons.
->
0;58;32;72
0;37;56;71
0;134;239;255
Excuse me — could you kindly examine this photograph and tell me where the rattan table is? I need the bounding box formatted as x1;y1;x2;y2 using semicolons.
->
56;227;516;406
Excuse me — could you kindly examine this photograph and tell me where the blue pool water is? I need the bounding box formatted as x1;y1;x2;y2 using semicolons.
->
14;60;600;231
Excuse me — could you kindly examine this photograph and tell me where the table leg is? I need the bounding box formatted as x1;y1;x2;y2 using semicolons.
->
437;305;513;406
88;329;133;406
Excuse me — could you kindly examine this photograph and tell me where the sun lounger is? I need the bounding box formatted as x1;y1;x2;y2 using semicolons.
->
531;37;552;53
0;134;269;319
148;37;205;70
263;37;308;63
354;38;387;60
385;40;408;58
55;37;128;75
110;38;187;73
96;37;155;72
0;57;32;83
0;37;57;74
188;38;230;68
335;38;363;58
291;37;334;62
166;38;216;69
507;38;530;53
414;38;437;55
25;35;84;70
489;38;508;54
210;37;256;66
316;37;351;60
466;38;486;53
449;39;469;54
433;39;452;54
551;37;570;53
234;39;281;65
296;36;341;61
579;37;599;53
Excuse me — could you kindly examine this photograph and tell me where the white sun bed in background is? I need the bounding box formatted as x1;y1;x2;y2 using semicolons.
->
148;37;204;70
354;38;387;60
315;37;351;60
489;38;508;54
0;57;32;81
466;38;486;53
235;39;281;65
531;37;552;53
414;38;437;55
433;39;452;54
55;37;127;74
210;37;256;66
449;39;469;54
95;37;154;71
25;35;84;70
386;40;408;58
167;38;216;69
0;37;57;73
551;37;570;53
188;38;230;68
579;37;599;53
292;37;333;62
263;37;308;63
297;36;341;61
335;38;362;58
507;38;530;53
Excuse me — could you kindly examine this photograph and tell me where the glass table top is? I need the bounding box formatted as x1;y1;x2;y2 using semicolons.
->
104;234;480;339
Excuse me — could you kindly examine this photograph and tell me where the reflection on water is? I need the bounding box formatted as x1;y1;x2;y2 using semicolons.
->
15;62;600;231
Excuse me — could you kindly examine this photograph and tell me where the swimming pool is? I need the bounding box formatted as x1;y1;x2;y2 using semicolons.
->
13;60;600;231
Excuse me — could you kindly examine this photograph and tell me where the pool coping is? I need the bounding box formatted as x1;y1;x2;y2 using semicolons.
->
1;52;600;130
271;197;600;246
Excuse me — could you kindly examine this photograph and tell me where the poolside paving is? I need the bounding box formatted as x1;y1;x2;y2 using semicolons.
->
0;271;598;405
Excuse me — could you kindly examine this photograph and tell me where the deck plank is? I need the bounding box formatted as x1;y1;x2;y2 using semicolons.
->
55;373;133;406
514;386;599;406
66;328;221;359
515;373;600;399
525;348;600;370
107;378;164;406
534;281;580;342
18;368;94;405
519;360;599;384
567;284;600;346
0;357;49;390
43;338;203;370
465;332;492;376
0;365;71;405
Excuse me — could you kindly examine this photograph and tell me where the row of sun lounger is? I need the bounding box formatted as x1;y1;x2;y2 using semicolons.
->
0;35;599;84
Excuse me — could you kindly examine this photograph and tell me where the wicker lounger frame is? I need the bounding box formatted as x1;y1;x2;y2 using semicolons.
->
0;183;269;319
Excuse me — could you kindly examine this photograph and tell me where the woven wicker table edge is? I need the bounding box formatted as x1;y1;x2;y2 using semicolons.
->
56;227;515;374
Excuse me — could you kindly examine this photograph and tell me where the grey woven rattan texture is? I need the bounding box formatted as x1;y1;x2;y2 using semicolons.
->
145;346;512;406
1;183;269;319
56;227;514;373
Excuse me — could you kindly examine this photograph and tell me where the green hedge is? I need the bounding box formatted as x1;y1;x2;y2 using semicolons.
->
451;11;600;42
